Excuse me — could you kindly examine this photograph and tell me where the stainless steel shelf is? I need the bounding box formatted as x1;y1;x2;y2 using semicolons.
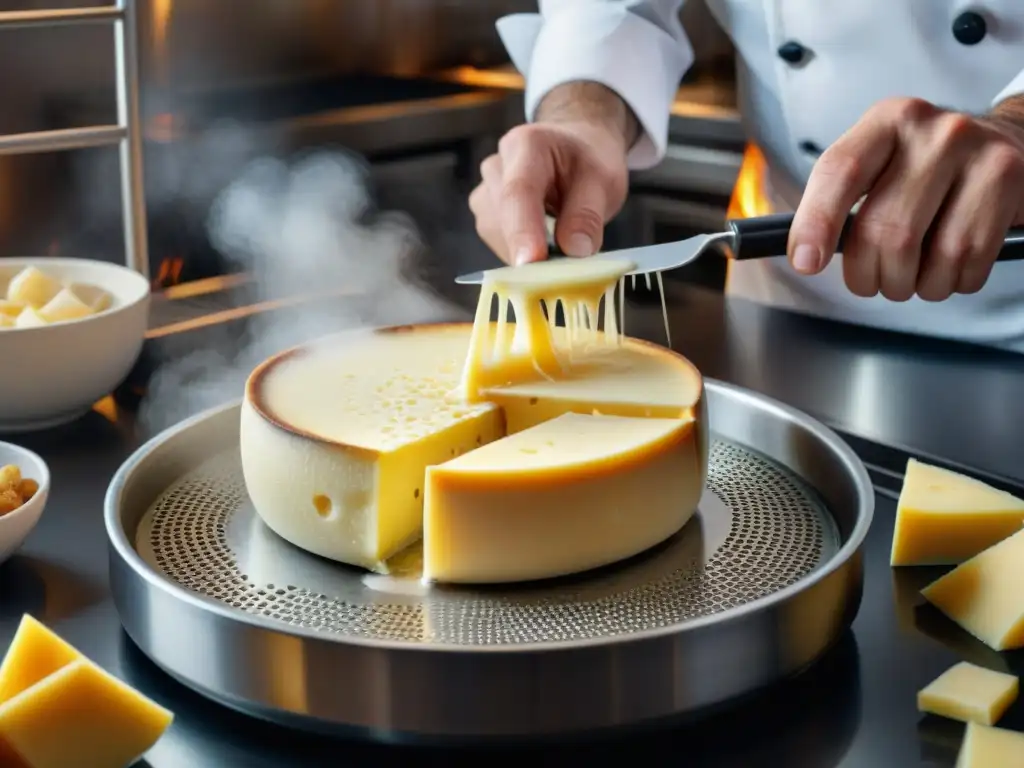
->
0;1;148;278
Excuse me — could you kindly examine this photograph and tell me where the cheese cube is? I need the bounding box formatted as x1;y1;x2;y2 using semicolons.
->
67;283;112;313
5;267;61;309
38;288;94;323
956;722;1024;767
918;661;1018;725
0;615;173;768
0;300;23;318
13;308;47;329
921;528;1024;650
891;459;1024;566
0;316;13;329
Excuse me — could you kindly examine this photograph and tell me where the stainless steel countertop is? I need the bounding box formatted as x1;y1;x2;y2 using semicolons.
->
3;282;1023;767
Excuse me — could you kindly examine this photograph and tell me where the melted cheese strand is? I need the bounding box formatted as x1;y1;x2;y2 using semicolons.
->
618;276;626;337
656;272;671;348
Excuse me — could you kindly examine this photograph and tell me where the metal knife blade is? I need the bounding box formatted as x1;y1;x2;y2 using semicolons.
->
454;232;734;286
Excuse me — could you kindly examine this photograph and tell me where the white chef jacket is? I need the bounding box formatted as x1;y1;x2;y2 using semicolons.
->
497;1;1024;352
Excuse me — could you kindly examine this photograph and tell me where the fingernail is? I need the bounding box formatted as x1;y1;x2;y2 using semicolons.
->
513;247;533;266
565;234;595;257
792;244;821;273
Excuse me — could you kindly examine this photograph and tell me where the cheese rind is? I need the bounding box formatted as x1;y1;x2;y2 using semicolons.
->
423;412;703;583
956;722;1024;767
917;661;1019;725
891;459;1024;566
921;528;1024;650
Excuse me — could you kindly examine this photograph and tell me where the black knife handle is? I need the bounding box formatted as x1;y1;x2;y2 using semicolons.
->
729;213;1024;262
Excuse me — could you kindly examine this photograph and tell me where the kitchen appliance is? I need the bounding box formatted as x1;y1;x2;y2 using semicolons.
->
105;377;873;739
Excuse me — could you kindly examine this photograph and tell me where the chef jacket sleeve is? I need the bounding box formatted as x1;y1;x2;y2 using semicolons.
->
994;69;1024;107
496;1;693;170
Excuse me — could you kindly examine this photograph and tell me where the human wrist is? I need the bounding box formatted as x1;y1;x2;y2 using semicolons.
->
535;81;640;152
985;95;1024;144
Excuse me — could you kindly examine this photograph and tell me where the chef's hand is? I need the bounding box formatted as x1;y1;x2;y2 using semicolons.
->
788;97;1024;301
469;82;637;265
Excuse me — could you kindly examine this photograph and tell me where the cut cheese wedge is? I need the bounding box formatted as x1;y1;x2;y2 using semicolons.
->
240;323;706;578
423;412;701;583
891;459;1024;566
956;722;1024;767
5;267;61;309
917;661;1019;725
921;528;1024;651
0;615;173;768
459;257;633;401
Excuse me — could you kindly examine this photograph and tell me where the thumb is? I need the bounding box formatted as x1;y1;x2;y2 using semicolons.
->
554;172;612;257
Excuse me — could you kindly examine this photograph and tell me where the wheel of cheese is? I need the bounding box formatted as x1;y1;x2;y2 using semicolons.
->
241;323;707;582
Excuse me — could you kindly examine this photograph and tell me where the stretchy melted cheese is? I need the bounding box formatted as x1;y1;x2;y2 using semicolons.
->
956;722;1024;767
459;257;633;401
918;662;1019;726
891;459;1024;566
0;615;173;768
241;323;706;580
423;412;701;583
921;528;1024;651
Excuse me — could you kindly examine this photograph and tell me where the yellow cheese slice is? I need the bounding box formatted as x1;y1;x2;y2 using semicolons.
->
0;615;173;768
891;459;1024;566
13;308;47;329
240;323;705;577
918;661;1019;725
956;722;1024;767
423;412;701;583
921;528;1024;651
459;257;633;401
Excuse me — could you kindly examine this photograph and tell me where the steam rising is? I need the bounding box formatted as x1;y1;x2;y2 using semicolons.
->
138;149;466;434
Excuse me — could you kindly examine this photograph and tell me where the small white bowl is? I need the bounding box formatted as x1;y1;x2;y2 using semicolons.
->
0;257;150;433
0;441;49;564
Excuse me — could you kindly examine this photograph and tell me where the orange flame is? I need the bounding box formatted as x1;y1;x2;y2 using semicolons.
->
727;144;774;221
153;256;184;289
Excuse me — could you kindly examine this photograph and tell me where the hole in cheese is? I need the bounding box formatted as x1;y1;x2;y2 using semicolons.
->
312;494;332;517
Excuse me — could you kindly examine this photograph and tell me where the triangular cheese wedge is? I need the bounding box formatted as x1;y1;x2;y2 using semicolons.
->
891;459;1024;566
0;660;173;768
0;615;173;767
956;722;1024;767
922;528;1024;651
0;616;81;704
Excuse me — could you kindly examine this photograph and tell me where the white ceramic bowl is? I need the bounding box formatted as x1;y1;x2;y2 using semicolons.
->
0;257;150;432
0;441;49;564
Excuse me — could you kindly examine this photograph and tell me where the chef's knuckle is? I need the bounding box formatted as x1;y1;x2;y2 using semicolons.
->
889;97;935;124
818;151;864;189
985;144;1024;186
479;154;501;179
861;217;917;255
934;113;976;149
499;175;540;203
931;235;969;272
560;206;605;236
499;124;544;156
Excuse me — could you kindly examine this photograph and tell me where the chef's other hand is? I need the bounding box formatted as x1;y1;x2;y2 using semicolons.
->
788;97;1024;301
469;82;637;266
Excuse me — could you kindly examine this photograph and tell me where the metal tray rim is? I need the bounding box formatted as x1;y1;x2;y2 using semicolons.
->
105;377;874;654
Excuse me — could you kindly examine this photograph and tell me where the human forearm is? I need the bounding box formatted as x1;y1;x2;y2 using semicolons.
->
535;82;641;154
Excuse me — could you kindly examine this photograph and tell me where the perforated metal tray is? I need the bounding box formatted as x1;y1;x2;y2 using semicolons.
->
106;379;873;740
